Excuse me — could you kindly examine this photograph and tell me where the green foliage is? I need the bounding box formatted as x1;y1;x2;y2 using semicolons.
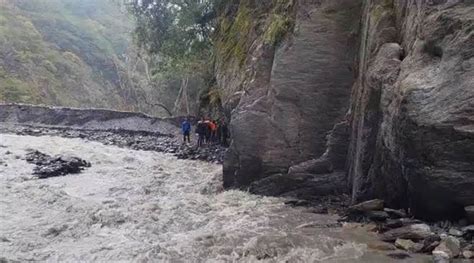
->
126;0;217;75
216;5;252;66
264;13;293;45
0;0;147;109
215;0;295;68
0;77;38;103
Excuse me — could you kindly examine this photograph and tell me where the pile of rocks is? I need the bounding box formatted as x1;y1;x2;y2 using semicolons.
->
175;144;226;163
346;199;474;261
2;125;227;164
25;150;91;179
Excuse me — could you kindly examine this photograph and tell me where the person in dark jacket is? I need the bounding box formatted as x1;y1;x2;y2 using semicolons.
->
204;118;212;144
181;118;191;144
196;117;206;147
220;120;229;147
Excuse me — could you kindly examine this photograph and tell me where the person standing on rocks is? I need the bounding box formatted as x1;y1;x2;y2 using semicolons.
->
196;117;206;147
181;117;191;144
220;120;229;147
204;118;212;144
210;120;218;143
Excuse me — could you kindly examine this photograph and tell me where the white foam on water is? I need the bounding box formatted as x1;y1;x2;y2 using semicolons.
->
0;134;429;262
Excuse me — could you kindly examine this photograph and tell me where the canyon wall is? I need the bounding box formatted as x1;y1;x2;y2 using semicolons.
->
219;0;474;220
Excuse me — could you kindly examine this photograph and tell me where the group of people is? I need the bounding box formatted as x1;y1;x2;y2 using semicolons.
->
181;117;229;147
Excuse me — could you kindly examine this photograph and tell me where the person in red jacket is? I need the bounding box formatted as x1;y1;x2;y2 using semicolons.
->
210;120;218;143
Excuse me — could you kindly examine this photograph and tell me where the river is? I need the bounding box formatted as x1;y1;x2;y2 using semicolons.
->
0;134;431;262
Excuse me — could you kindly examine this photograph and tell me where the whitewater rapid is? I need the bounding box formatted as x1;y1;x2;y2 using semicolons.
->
0;134;429;262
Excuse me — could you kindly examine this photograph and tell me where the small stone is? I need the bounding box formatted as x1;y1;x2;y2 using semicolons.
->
432;250;450;263
464;244;474;251
444;236;461;257
349;199;384;212
395;238;422;252
433;236;461;258
448;228;463;237
465;206;474;224
423;241;440;253
463;250;474;259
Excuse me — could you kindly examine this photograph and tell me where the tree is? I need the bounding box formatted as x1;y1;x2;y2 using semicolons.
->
123;0;224;115
125;0;219;74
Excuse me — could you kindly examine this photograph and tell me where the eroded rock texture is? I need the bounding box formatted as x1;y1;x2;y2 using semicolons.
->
220;0;473;220
349;1;474;219
223;0;363;190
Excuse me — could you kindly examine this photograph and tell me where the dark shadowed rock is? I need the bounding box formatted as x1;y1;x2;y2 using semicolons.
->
248;172;347;198
422;234;442;253
365;211;390;222
349;199;384;212
465;206;474;224
25;150;91;179
384;208;407;219
383;218;423;231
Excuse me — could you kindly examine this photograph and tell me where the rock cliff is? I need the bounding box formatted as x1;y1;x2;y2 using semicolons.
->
218;0;474;220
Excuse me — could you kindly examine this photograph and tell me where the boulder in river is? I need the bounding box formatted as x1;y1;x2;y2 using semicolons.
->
381;224;433;242
25;150;91;179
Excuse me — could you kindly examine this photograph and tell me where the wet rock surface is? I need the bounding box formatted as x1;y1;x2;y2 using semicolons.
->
25;150;91;178
345;199;474;261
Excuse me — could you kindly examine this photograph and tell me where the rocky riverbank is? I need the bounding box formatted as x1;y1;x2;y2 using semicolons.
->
344;199;474;261
0;124;227;164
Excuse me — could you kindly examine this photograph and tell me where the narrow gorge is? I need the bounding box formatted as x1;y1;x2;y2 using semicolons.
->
1;0;473;261
218;0;474;221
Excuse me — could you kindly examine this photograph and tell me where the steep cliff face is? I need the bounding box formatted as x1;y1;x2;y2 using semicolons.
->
220;0;363;188
349;0;474;219
218;0;474;220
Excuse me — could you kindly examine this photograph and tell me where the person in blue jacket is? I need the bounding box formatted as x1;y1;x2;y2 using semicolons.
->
181;117;191;144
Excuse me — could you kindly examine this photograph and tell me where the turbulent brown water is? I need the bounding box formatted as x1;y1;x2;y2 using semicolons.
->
0;134;430;262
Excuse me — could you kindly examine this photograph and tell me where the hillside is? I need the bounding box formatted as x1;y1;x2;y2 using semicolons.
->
0;0;168;115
